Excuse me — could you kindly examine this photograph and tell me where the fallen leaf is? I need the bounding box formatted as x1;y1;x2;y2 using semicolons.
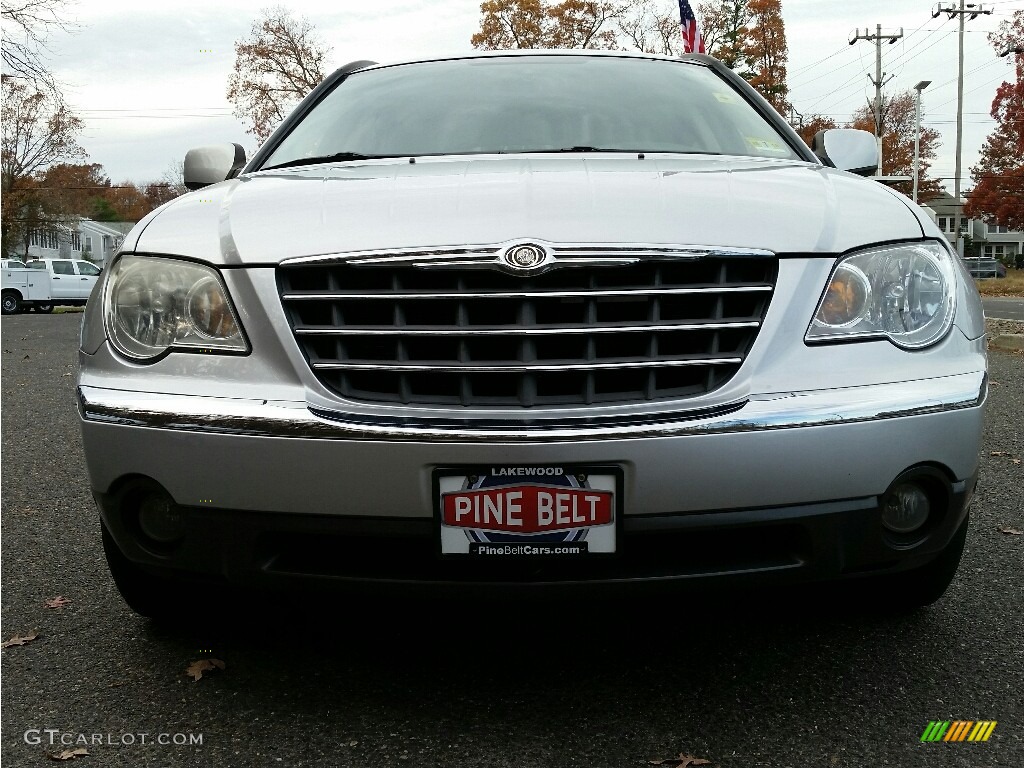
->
649;756;711;768
48;747;88;761
989;450;1010;456
1013;459;1022;465
2;631;39;648
44;596;72;609
998;526;1023;536
185;658;226;681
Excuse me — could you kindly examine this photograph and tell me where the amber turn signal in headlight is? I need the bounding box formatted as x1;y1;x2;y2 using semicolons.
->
817;264;870;327
103;256;248;361
806;241;956;350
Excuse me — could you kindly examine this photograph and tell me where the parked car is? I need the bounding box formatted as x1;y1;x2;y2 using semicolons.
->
77;51;987;620
2;257;101;314
28;257;103;299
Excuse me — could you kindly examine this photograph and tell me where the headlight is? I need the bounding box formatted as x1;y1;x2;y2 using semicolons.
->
805;241;956;350
104;256;248;361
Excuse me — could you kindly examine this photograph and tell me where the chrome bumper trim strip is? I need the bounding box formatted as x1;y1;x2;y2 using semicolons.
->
78;371;986;443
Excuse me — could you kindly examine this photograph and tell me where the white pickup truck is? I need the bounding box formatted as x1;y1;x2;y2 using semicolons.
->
1;257;102;314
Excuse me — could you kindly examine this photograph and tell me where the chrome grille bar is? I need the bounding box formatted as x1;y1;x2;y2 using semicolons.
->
295;321;762;336
311;357;744;373
277;242;777;408
282;284;773;301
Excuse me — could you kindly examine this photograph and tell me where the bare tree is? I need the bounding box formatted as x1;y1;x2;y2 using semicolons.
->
226;6;331;143
160;159;186;195
1;0;76;98
619;1;685;57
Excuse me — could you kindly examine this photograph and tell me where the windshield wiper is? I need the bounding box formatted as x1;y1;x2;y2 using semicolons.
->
263;152;385;171
538;146;636;153
522;147;724;156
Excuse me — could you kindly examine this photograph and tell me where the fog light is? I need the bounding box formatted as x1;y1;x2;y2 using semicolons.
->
882;483;931;533
137;493;187;544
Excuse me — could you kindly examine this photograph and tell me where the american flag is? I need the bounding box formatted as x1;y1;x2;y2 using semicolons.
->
678;0;706;54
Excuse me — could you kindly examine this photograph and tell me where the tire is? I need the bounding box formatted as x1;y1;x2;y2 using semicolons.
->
1;291;20;315
100;523;192;621
34;302;54;313
855;513;970;613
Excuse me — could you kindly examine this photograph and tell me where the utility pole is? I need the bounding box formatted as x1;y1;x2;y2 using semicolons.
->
850;24;904;177
913;80;932;203
788;105;804;131
933;1;992;256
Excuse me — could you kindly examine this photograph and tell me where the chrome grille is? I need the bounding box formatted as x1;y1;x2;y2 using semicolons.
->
278;246;777;408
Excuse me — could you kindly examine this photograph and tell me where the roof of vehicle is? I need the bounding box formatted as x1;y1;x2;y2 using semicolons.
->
350;48;708;73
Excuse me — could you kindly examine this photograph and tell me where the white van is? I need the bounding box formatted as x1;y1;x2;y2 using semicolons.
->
1;257;102;314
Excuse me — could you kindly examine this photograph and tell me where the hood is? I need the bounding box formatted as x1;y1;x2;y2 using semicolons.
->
131;155;925;264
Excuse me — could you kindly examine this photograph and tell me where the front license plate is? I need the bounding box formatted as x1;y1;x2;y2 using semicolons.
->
434;465;620;557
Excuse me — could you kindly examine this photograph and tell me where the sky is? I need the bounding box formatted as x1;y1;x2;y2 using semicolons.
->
20;0;1024;194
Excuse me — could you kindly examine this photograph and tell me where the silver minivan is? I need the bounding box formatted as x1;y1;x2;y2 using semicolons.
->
77;52;987;620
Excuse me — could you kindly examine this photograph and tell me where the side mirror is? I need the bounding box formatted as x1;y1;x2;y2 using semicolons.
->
812;129;878;176
183;144;247;190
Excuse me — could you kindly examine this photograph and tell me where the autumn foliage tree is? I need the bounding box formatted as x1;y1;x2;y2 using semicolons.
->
227;6;331;143
795;114;837;151
699;0;752;69
742;0;789;114
2;77;85;256
850;90;942;201
964;10;1024;230
472;0;624;50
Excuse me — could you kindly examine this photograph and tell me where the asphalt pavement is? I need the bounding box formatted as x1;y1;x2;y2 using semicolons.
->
2;313;1022;768
983;297;1024;322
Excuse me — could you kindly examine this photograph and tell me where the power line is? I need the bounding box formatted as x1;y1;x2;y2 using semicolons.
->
788;44;857;79
81;114;235;120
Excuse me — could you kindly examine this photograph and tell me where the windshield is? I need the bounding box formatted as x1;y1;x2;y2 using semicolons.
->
261;56;800;169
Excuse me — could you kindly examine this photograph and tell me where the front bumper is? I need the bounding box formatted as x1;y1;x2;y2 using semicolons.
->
80;370;986;590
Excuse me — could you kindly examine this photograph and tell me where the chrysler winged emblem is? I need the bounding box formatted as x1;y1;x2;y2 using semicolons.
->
503;243;547;271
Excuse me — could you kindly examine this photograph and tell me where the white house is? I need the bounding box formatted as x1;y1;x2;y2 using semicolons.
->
977;221;1023;266
25;219;135;266
923;192;1023;265
921;192;977;255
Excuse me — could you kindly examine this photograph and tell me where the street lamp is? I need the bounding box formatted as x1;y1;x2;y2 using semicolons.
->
913;80;932;203
999;47;1024;57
